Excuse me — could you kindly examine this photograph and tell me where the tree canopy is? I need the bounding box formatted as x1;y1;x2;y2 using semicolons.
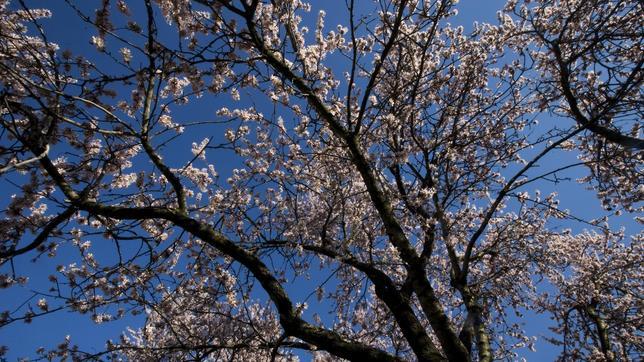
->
0;0;642;360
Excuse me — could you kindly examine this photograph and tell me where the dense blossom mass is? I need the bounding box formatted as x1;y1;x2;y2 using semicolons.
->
0;0;642;360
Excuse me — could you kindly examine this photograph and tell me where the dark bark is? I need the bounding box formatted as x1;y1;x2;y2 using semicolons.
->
552;44;644;150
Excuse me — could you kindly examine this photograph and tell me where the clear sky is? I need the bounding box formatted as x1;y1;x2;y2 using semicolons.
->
0;0;637;360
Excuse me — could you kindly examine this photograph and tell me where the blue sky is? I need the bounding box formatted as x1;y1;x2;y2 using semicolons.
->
1;0;638;360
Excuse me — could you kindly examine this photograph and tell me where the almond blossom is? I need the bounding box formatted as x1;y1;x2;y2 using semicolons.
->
0;0;641;361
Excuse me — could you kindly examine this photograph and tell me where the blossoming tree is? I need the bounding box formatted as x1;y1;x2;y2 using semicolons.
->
0;0;641;360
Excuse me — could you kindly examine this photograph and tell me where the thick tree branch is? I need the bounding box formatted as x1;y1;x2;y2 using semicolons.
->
552;43;644;150
0;205;76;260
140;0;188;214
300;244;446;362
584;303;614;362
